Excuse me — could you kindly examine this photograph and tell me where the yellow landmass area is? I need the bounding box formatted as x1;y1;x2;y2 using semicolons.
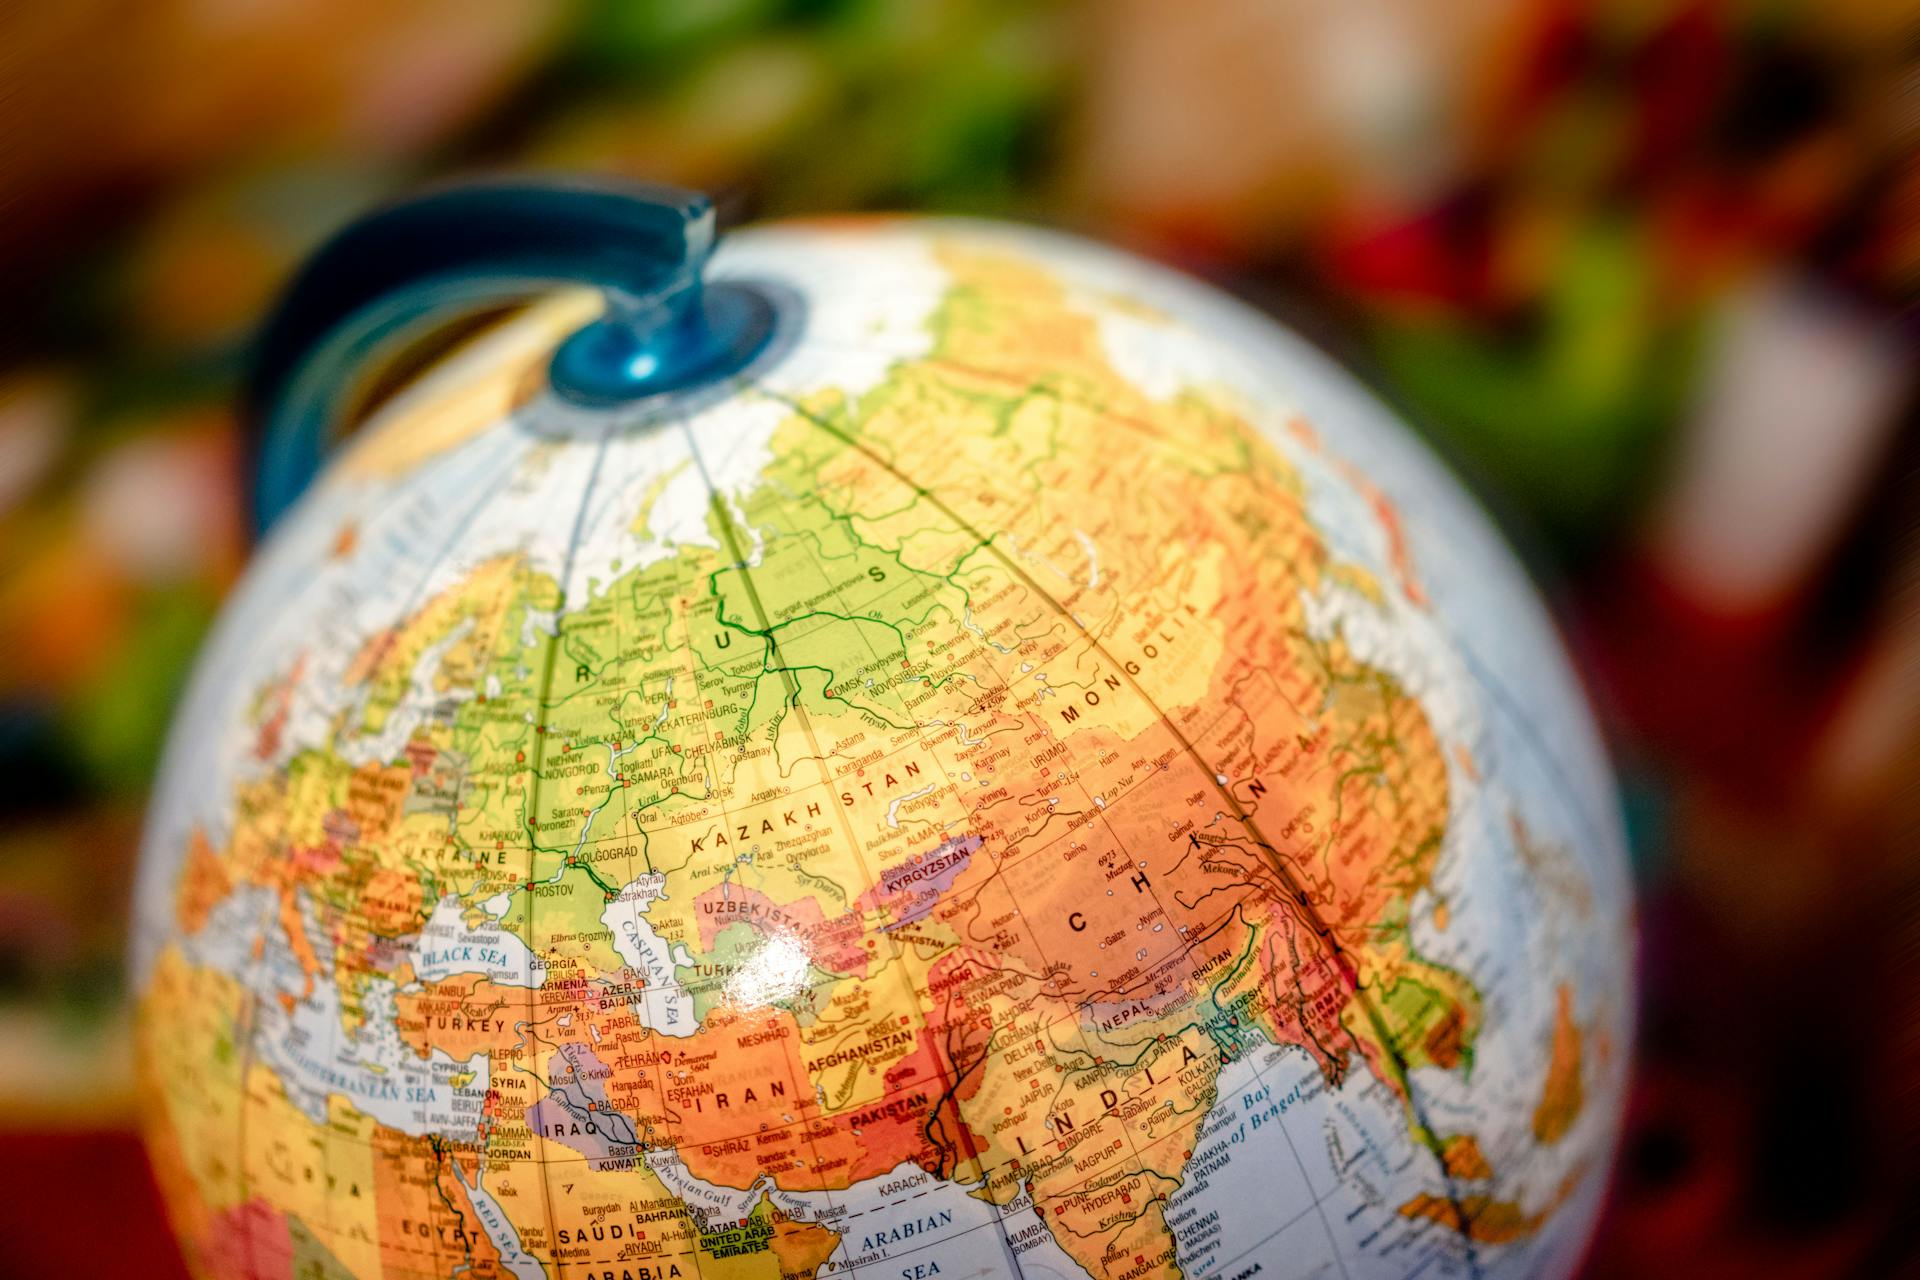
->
240;1068;382;1278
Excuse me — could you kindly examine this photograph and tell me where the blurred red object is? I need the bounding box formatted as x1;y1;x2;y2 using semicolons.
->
0;1131;189;1279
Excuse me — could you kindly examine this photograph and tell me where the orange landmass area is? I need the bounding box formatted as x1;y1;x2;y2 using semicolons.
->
1421;1000;1472;1070
1016;1023;1219;1280
934;737;1274;1007
371;1125;503;1278
1440;1133;1494;1181
1533;983;1585;1145
275;885;320;1003
1398;1192;1545;1245
765;1205;842;1277
174;827;231;936
502;965;970;1194
904;381;1447;1043
395;975;519;1062
356;865;426;937
811;240;1475;1276
656;1002;976;1192
1046;1178;1181;1280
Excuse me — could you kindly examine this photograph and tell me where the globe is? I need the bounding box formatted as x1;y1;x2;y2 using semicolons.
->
134;208;1634;1280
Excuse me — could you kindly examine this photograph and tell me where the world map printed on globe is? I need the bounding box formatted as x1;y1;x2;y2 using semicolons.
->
133;218;1635;1280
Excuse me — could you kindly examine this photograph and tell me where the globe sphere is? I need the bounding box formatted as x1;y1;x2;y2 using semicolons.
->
135;216;1634;1280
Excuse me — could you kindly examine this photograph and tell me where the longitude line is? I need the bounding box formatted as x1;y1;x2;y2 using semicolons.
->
762;383;1484;1272
520;423;617;1280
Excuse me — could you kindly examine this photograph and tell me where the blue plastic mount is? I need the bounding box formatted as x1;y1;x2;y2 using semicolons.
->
247;177;773;533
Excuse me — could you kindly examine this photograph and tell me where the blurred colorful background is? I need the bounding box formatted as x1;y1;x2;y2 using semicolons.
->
1;0;1915;1275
